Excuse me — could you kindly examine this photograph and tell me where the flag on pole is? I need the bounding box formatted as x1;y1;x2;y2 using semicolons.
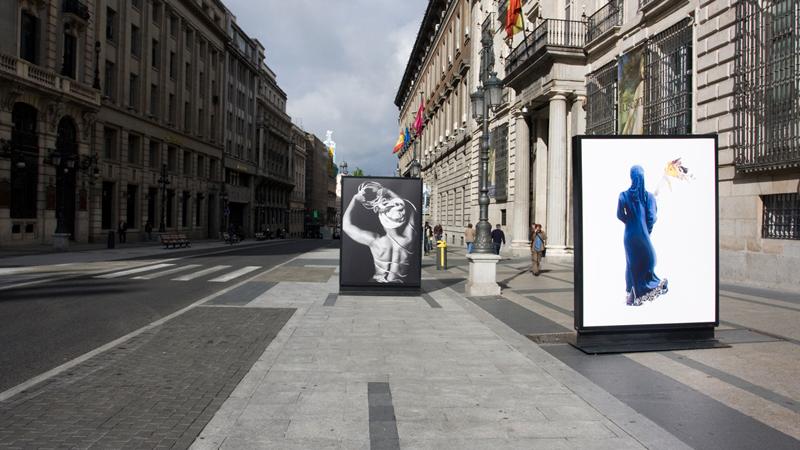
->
404;127;411;149
413;99;425;135
392;131;404;154
505;0;524;39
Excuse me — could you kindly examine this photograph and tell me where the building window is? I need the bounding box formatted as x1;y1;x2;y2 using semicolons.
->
168;93;176;124
166;189;174;227
197;108;204;135
762;193;799;240
195;195;202;226
20;11;39;64
149;140;159;168
61;32;77;78
210;159;218;181
126;184;138;227
183;151;191;176
103;127;117;160
586;61;618;135
197;155;205;178
151;39;160;68
105;8;117;44
169;15;178;38
501;209;507;226
185;62;191;89
104;60;116;100
642;19;692;135
169;51;176;78
127;134;141;164
185;28;193;49
131;25;141;58
735;0;800;173
167;146;177;172
132;0;142;10
152;2;162;24
129;73;139;110
150;84;159;116
181;191;189;227
490;124;509;202
184;101;191;131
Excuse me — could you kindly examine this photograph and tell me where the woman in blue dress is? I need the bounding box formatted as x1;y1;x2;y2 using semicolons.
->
617;165;668;306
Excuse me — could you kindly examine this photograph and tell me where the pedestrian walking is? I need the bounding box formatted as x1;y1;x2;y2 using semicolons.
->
144;220;153;242
423;222;433;255
433;224;443;243
531;223;547;276
464;223;475;254
117;220;128;243
491;224;505;255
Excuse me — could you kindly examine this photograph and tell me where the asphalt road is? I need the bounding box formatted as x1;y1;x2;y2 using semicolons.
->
0;239;336;393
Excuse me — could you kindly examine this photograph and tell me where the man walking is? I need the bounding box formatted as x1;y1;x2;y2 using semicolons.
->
433;223;443;243
464;223;475;254
531;223;547;276
490;224;505;255
117;220;128;244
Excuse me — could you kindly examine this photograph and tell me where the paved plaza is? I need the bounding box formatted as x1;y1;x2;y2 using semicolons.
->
0;242;797;449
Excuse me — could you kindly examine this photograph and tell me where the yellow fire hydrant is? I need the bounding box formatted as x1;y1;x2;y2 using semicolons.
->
436;240;447;270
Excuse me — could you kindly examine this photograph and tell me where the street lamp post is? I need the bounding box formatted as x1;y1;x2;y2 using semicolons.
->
465;20;504;296
157;163;170;232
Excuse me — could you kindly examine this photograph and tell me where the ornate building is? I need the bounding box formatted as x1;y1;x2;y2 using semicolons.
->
289;123;306;237
396;0;473;248
0;0;102;245
583;0;799;291
255;62;292;235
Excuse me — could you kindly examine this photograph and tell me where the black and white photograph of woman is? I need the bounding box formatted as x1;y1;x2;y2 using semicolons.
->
341;179;420;285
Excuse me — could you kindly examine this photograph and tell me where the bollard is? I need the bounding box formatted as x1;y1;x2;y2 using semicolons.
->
436;240;447;270
107;230;115;249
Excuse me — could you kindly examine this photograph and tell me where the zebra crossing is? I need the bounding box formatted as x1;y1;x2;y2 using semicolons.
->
94;263;263;283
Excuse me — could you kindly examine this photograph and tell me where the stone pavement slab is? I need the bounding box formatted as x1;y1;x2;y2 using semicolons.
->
0;307;294;449
190;248;685;449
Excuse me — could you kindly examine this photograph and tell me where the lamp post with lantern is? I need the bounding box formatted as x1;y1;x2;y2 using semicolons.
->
465;19;504;296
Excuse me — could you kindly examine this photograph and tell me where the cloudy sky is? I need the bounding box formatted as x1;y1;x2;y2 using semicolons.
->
224;0;428;176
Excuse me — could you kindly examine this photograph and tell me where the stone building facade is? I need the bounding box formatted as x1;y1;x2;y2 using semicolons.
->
220;13;259;237
396;0;473;248
0;0;102;246
91;0;227;242
303;132;331;237
289;123;306;237
582;0;799;290
255;62;292;236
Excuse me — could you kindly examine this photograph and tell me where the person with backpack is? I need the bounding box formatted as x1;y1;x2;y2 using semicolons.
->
531;223;547;276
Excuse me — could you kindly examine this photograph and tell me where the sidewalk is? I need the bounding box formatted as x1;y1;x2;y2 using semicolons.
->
190;248;684;449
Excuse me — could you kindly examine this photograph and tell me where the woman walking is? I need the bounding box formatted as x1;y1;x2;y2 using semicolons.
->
531;224;546;276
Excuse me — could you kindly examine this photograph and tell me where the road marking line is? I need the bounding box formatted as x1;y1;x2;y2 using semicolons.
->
172;265;231;281
94;263;175;279
208;266;261;283
132;264;202;280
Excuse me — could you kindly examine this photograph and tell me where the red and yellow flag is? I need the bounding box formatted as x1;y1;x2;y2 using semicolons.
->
505;0;524;39
392;131;404;154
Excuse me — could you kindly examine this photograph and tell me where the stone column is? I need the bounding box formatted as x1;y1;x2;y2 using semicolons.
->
510;109;530;255
546;93;568;255
534;118;548;228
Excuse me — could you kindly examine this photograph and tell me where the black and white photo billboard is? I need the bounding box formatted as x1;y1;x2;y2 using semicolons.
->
573;136;719;332
340;176;422;291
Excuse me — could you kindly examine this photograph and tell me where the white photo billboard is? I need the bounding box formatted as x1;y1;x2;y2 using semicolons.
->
573;136;718;331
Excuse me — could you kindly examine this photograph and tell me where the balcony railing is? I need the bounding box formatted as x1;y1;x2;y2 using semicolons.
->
587;1;623;44
506;19;586;77
0;52;100;105
639;0;669;10
62;0;90;21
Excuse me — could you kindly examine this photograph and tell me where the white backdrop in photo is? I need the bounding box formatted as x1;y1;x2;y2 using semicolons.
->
580;138;717;327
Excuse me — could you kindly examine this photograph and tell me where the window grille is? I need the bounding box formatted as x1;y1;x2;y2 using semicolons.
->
491;124;509;202
643;19;692;135
762;193;799;240
586;61;617;135
734;0;800;173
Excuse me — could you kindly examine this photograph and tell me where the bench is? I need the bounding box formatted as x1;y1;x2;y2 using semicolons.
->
160;233;191;249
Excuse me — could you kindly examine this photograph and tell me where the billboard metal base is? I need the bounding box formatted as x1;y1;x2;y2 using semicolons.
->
571;327;730;354
338;287;422;297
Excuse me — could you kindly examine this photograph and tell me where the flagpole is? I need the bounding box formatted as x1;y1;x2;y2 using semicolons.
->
410;91;423;178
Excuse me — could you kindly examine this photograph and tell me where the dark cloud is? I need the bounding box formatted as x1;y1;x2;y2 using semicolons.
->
224;0;427;176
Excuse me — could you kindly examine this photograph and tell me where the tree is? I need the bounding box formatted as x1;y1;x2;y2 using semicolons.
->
352;167;365;177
